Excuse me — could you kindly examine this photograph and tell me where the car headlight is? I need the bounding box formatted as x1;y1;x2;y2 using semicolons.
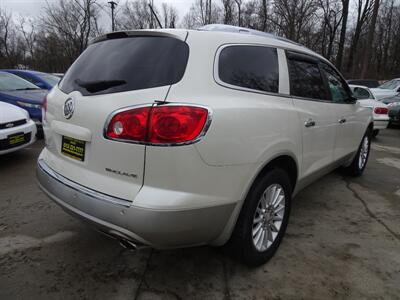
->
387;102;400;107
16;101;42;109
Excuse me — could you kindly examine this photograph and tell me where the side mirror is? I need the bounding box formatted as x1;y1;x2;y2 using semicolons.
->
346;96;358;104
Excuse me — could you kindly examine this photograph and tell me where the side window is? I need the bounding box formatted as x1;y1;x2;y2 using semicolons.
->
218;45;279;93
19;74;36;84
287;59;329;100
321;64;351;103
352;87;370;100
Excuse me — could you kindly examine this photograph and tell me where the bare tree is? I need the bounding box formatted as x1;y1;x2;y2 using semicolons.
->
316;0;343;61
335;0;349;71
360;0;380;78
346;0;374;77
161;3;178;28
41;0;102;65
222;0;236;25
182;0;221;28
271;0;318;42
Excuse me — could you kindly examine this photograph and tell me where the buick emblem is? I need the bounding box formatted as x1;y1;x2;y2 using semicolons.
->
63;98;75;119
5;123;14;128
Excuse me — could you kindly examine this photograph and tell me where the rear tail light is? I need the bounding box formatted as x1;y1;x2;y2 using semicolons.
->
42;95;47;122
105;105;210;145
374;107;388;114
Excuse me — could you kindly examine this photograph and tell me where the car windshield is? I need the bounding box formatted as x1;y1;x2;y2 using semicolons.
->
0;72;40;91
379;79;400;90
37;73;60;86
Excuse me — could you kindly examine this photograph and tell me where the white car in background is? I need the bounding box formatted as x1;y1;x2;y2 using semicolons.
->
0;102;37;154
350;84;389;137
370;78;400;100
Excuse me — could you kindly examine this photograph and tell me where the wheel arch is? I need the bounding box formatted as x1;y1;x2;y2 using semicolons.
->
211;153;299;246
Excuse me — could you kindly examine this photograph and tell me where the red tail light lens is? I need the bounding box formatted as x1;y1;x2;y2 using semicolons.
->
148;106;208;143
106;107;151;141
374;107;388;114
105;105;210;145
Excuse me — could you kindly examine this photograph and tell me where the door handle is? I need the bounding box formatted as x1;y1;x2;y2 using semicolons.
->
338;118;346;124
304;119;316;128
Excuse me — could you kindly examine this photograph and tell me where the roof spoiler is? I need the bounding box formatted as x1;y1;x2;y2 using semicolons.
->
90;29;188;45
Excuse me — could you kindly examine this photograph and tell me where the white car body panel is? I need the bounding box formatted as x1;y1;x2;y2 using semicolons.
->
37;28;373;248
0;102;37;155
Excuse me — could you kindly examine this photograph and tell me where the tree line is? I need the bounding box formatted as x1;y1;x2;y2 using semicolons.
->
1;0;399;80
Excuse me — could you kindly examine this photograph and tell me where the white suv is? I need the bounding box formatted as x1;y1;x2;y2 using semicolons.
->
37;25;373;266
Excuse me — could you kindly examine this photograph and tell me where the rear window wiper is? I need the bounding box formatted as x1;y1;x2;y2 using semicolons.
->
16;87;40;90
75;79;127;93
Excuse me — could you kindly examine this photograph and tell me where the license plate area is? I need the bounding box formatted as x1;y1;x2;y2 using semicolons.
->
61;136;85;162
8;132;26;147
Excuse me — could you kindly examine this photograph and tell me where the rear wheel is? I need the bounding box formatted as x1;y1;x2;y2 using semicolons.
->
229;168;291;266
372;129;379;137
343;129;371;176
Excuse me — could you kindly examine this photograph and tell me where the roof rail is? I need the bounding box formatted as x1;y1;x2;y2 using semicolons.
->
198;24;301;47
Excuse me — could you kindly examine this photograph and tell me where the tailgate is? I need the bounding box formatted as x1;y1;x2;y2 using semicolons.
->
43;86;170;201
42;34;189;201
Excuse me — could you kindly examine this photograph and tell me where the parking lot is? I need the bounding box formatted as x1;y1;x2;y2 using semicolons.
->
0;128;399;300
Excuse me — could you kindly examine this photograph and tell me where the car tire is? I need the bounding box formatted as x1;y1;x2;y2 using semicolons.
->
229;168;292;267
343;129;371;176
372;129;379;137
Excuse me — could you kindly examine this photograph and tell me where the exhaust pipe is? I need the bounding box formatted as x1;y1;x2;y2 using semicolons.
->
119;239;138;251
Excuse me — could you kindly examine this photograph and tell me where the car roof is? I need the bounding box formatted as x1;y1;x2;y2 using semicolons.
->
91;25;330;66
349;84;371;89
1;69;47;76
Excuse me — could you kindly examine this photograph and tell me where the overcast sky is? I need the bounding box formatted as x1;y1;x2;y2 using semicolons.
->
0;0;192;28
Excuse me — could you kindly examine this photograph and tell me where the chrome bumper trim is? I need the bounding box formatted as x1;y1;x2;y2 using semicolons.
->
37;159;132;207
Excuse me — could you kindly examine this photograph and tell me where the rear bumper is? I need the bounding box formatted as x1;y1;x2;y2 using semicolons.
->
36;159;235;248
373;119;389;130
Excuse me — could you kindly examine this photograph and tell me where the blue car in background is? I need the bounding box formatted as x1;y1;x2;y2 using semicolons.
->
0;71;47;137
2;69;60;90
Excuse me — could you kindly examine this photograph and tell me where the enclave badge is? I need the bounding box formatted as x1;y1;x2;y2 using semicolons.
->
63;98;75;119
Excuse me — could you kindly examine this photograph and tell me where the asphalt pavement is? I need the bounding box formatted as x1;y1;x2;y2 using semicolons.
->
1;128;399;299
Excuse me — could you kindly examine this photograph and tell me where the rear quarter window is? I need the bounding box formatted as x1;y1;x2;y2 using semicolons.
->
59;36;189;96
218;45;279;93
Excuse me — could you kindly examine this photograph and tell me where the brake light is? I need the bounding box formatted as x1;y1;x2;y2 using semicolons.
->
42;95;47;122
105;105;210;145
374;107;388;114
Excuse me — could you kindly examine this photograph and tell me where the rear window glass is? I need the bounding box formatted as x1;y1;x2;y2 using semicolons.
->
59;36;189;96
218;46;279;93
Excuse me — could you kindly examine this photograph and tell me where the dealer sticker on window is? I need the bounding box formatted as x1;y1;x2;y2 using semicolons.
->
61;136;85;161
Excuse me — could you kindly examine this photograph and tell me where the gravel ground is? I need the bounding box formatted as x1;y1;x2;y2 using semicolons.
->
1;128;399;300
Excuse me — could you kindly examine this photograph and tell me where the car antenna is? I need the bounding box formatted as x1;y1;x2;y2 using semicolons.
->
148;3;163;29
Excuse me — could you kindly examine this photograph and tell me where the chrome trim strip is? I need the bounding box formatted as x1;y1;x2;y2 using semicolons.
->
37;159;132;207
103;102;213;147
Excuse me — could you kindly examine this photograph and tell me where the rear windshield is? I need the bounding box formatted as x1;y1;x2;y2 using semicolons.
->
59;36;189;96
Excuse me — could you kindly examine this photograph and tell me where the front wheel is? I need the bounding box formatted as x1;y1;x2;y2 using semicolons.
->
343;129;371;176
228;168;292;266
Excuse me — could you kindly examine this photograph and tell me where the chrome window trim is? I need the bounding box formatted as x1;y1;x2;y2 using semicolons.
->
103;102;213;147
38;159;132;207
